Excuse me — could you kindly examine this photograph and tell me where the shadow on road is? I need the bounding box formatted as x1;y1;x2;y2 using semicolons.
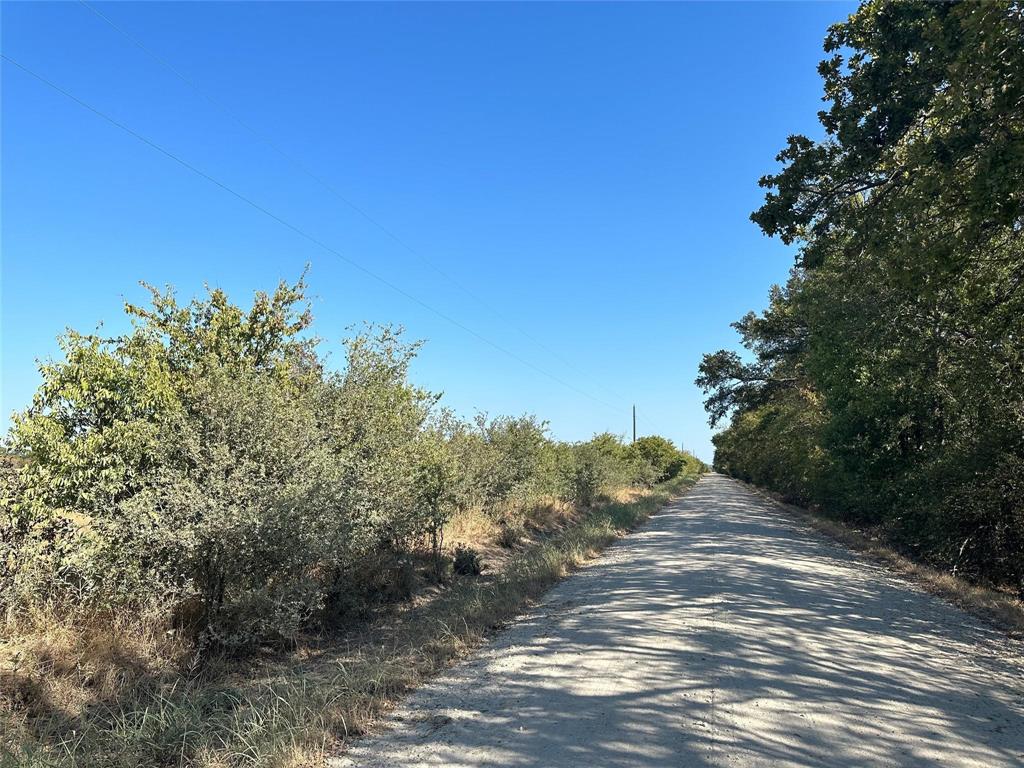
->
339;474;1024;767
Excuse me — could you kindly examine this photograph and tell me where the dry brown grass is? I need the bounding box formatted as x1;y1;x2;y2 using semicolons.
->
444;495;581;559
443;506;500;550
0;473;700;768
523;495;577;532
1;605;196;767
743;482;1024;638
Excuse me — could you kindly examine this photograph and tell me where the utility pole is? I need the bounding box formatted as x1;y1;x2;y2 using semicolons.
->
632;404;636;444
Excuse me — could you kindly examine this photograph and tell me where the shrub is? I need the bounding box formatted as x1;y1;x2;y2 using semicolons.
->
560;443;606;507
3;281;436;648
453;545;483;576
633;435;688;482
452;414;553;513
128;365;340;649
2;276;686;651
0;455;27;613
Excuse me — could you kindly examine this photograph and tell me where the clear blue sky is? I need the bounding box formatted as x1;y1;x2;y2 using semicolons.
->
1;1;854;462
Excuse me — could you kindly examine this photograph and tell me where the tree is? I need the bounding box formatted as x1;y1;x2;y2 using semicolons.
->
699;0;1024;586
632;436;685;482
752;1;1024;273
696;277;809;427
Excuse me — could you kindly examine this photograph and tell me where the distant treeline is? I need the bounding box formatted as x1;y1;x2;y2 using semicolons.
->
698;2;1024;587
0;277;702;650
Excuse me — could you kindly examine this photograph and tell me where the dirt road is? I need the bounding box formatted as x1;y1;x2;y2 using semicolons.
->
336;474;1023;767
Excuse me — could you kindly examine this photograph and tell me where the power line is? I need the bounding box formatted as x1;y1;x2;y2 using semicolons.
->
2;52;626;416
77;0;631;407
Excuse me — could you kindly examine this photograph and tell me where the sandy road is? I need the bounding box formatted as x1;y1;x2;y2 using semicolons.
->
336;474;1024;767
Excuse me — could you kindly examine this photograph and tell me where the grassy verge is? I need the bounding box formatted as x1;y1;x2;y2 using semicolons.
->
741;481;1024;638
1;472;698;768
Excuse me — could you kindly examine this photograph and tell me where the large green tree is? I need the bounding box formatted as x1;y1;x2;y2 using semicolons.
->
700;0;1024;585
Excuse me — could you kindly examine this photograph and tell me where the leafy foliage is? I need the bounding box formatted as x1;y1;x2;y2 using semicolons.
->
632;436;688;482
699;0;1024;588
2;279;698;649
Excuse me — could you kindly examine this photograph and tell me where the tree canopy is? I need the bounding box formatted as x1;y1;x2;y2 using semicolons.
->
698;0;1024;587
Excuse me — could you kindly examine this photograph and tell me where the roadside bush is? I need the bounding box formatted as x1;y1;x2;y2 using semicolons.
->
453;545;483;576
559;443;607;507
2;280;431;647
130;366;339;649
632;436;672;480
2;277;690;651
455;414;553;512
587;432;654;488
633;435;689;482
0;455;26;614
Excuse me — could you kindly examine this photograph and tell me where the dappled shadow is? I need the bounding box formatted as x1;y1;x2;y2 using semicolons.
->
337;475;1024;767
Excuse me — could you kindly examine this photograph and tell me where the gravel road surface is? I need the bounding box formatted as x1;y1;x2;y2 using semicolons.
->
336;473;1024;767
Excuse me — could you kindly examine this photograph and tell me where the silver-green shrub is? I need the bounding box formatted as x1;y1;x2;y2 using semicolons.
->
2;277;689;649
